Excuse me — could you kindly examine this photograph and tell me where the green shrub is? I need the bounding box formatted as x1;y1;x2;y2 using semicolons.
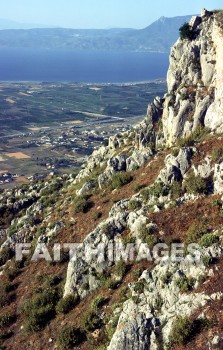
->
111;172;133;189
132;183;146;192
134;281;145;294
23;304;55;333
184;172;210;194
104;278;118;290
211;147;223;162
170;181;182;200
82;282;89;291
91;295;107;312
186;222;208;243
177;127;209;148
0;281;12;307
169;316;195;345
0;247;13;267
0;313;16;329
128;199;142;211
199;233;219;247
92;211;102;221
179;22;195;40
202;255;214;266
57;326;84;350
114;260;127;279
171;147;180;157
7;224;17;237
154;295;163;311
169;316;210;346
177;135;195;147
149;182;170;198
5;263;21;281
56;294;79;314
81;310;101;332
132;268;142;279
72;195;89;214
21;286;60;333
140;188;151;202
139;223;158;247
176;275;195;292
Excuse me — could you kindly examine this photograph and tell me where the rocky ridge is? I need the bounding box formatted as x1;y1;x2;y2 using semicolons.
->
0;8;223;350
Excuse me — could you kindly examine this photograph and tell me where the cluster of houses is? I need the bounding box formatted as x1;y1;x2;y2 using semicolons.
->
0;173;19;184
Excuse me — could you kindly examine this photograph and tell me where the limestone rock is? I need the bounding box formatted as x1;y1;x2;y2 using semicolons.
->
214;162;223;194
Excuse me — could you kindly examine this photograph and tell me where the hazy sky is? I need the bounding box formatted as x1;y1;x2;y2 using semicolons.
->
1;0;222;29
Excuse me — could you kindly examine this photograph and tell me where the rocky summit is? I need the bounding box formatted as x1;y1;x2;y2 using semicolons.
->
0;8;223;350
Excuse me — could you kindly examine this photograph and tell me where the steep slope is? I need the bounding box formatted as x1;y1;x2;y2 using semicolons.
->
162;9;223;145
0;8;223;350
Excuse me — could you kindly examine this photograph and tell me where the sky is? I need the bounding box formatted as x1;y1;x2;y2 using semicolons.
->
0;0;222;29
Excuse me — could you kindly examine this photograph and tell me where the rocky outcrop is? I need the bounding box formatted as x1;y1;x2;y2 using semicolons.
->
157;148;191;184
162;11;223;145
108;242;223;350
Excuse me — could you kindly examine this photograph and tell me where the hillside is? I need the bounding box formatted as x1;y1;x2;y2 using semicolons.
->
0;8;223;350
0;15;192;52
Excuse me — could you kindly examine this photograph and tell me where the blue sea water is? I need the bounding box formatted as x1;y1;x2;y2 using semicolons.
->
0;48;169;83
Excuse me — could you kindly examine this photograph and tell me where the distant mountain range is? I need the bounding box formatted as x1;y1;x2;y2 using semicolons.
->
0;18;52;30
0;15;193;52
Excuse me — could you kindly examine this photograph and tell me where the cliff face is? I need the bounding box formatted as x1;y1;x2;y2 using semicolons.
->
1;9;223;350
162;10;223;145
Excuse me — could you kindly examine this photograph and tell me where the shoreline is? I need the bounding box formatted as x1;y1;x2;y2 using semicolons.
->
0;79;166;86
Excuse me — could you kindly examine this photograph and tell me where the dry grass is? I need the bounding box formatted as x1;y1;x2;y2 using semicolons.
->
6;152;31;159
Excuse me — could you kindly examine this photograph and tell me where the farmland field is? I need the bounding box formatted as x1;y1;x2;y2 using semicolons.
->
0;80;167;187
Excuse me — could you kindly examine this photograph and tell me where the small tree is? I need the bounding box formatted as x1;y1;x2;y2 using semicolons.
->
179;22;194;40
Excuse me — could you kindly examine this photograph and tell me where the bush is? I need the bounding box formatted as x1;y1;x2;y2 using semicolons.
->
111;172;133;189
0;313;16;329
114;260;127;279
0;281;12;307
139;223;158;247
170;181;182;200
72;195;89;214
177;135;195;147
169;316;195;345
57;326;84;350
132;183;146;192
202;255;214;266
7;224;18;237
132;268;142;279
179;22;194;40
140;188;151;202
56;294;79;314
23;304;55;333
0;247;13;267
91;295;107;312
169;316;210;346
134;281;145;294
183;172;210;194
186;222;208;243
21;286;60;333
171;147;180;157
212;147;223;162
177;127;209;148
199;233;219;247
149;182;170;198
128;199;142;211
176;275;195;292
81;310;101;332
92;211;102;221
104;278;118;290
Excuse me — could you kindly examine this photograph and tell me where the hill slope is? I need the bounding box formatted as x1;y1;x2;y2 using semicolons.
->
0;8;223;350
